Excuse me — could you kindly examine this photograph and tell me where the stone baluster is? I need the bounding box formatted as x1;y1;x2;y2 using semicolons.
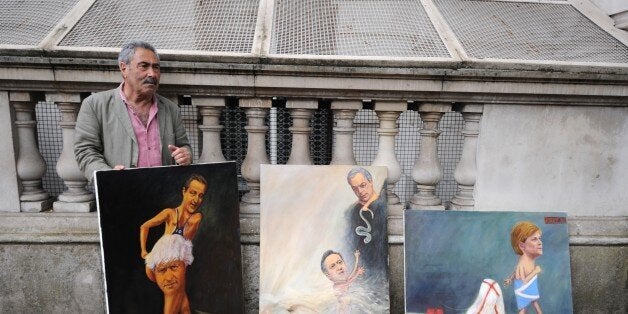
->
449;104;483;210
46;93;94;212
193;97;226;163
286;99;317;165
330;100;362;165
408;103;450;210
11;92;52;212
371;101;405;206
239;98;271;215
371;101;406;235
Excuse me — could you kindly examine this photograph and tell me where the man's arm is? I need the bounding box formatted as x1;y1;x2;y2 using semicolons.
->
182;212;202;241
140;208;171;258
74;96;112;180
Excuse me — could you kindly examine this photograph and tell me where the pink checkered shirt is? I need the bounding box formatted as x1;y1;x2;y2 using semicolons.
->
119;83;162;167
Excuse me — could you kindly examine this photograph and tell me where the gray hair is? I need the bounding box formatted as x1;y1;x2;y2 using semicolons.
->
118;40;159;65
346;167;372;184
145;234;193;270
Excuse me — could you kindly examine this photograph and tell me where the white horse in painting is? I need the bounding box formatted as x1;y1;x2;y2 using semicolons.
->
465;279;505;314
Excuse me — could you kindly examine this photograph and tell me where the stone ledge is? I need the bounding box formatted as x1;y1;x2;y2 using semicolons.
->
0;213;625;246
0;212;99;243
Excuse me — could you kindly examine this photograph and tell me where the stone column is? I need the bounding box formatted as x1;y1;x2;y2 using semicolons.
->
11;92;52;212
330;100;362;165
0;92;22;212
371;101;406;235
408;103;450;210
47;93;94;212
239;98;271;215
449;104;483;210
193;97;226;163
286;99;317;165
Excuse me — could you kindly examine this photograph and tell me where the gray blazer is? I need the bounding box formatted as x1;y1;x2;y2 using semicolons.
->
74;87;190;181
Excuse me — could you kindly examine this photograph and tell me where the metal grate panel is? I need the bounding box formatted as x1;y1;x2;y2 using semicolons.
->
271;0;451;58
434;0;628;63
0;0;78;46
353;109;464;206
36;101;64;197
59;0;259;52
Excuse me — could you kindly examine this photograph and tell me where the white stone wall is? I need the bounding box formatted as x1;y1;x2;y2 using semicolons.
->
476;105;628;215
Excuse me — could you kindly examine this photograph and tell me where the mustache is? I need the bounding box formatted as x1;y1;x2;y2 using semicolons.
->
143;77;158;85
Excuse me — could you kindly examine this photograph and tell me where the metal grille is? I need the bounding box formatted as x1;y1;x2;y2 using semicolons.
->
434;0;628;63
353;109;464;206
0;0;78;46
59;0;259;52
271;0;450;58
36;101;64;197
435;111;464;204
273;105;334;165
220;100;249;193
36;99;463;206
179;99;200;162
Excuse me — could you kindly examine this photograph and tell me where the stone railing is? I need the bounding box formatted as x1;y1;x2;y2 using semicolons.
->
0;55;627;235
0;55;627;312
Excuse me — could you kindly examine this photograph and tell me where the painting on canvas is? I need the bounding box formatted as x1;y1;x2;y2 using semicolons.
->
260;165;390;313
95;162;243;313
404;210;573;314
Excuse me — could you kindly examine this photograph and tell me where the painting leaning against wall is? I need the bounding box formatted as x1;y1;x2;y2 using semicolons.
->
260;165;390;313
95;162;244;314
404;210;573;314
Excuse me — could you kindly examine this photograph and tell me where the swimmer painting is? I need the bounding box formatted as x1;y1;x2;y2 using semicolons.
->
260;165;390;313
404;210;572;314
95;162;243;313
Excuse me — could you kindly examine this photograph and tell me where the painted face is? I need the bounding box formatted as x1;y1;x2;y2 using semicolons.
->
120;47;161;97
520;230;543;258
154;260;186;295
324;253;347;282
182;180;207;214
349;173;374;205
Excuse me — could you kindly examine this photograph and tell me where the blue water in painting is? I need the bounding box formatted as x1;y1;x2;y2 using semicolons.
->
404;211;573;313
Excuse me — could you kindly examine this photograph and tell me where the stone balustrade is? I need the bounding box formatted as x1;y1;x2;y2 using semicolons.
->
0;60;626;313
2;92;481;219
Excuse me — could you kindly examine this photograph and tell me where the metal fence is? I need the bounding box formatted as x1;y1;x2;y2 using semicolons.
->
36;101;464;206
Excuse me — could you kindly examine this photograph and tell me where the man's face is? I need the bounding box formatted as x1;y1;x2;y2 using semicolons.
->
349;173;374;205
154;260;186;295
182;180;207;214
520;230;543;258
119;47;160;97
323;253;347;282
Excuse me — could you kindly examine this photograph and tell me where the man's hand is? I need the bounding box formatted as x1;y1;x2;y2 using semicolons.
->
168;145;192;166
113;165;125;170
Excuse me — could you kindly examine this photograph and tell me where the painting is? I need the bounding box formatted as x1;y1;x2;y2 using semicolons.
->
260;165;390;313
404;210;573;314
95;162;244;313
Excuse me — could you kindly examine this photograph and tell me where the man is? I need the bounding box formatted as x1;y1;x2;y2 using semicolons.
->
345;167;388;276
145;234;194;314
140;174;207;259
320;250;364;313
74;40;192;181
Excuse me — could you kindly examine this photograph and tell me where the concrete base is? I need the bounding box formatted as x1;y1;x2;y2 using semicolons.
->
0;214;625;313
20;198;53;212
0;243;105;313
53;201;94;213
